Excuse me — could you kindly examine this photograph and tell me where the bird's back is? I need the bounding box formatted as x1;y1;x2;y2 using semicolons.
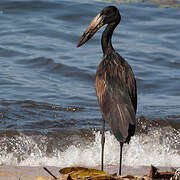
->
96;49;137;143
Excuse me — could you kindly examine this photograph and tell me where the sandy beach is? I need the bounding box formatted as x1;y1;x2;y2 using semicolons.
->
0;165;56;180
0;165;177;180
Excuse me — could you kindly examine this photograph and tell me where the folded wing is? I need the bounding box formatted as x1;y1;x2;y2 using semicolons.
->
96;54;137;143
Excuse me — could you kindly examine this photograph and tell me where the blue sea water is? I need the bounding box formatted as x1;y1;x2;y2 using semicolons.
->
0;0;179;169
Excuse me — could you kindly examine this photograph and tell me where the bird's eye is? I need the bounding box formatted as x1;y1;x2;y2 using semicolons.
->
106;10;111;15
107;10;111;14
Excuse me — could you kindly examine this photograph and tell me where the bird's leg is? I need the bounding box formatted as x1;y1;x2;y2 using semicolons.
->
101;118;105;171
119;142;124;175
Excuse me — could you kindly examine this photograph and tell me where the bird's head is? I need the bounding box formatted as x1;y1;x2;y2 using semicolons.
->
77;6;120;47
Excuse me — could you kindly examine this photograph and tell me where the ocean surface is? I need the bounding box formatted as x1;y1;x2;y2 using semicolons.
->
0;0;180;171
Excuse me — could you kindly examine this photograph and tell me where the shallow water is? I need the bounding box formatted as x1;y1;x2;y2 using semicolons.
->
0;0;179;168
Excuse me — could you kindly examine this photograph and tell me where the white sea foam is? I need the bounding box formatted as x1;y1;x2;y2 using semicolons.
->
0;129;179;167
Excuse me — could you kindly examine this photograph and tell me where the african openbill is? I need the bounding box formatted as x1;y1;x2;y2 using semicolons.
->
77;6;137;175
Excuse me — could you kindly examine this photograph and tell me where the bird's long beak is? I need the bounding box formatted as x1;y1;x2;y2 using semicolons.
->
77;13;104;47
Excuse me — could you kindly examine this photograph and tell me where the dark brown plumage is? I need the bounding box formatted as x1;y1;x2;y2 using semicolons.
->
77;6;137;175
96;49;137;142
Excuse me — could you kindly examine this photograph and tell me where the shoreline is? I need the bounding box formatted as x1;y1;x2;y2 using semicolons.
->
0;165;178;180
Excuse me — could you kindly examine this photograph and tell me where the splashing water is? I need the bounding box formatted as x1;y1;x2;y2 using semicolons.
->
0;128;179;167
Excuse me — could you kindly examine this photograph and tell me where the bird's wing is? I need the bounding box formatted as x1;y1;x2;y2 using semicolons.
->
125;63;137;113
96;58;136;142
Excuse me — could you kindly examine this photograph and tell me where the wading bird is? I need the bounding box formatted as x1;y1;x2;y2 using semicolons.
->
77;6;137;175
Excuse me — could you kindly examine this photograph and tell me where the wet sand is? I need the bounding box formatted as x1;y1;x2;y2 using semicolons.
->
0;165;176;180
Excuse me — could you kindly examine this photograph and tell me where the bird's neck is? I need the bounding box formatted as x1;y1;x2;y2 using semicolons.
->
101;22;117;55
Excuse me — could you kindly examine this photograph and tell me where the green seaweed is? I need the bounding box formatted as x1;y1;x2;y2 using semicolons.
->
95;0;180;8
